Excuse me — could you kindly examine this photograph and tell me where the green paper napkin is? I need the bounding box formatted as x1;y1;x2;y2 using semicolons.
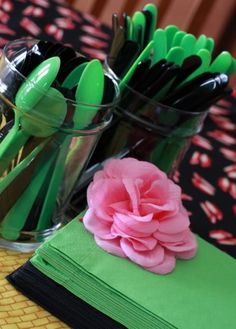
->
31;219;236;329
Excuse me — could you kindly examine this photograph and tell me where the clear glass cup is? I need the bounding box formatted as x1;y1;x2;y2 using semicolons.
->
0;38;119;251
90;64;209;178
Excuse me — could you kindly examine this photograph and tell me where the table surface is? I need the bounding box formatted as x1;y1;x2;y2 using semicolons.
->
0;249;69;329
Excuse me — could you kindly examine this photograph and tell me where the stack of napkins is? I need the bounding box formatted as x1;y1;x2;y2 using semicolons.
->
27;218;236;329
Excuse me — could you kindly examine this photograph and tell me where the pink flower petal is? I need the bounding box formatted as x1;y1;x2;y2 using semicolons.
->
120;238;165;267
154;230;190;243
114;213;159;235
95;236;125;257
104;158;160;180
87;178;127;221
83;209;113;239
122;178;140;215
140;199;179;218
111;221;152;238
158;205;190;234
145;251;176;274
129;237;157;251
164;231;197;253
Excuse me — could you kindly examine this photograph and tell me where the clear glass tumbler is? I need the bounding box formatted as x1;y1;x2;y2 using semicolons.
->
91;66;209;178
0;38;119;251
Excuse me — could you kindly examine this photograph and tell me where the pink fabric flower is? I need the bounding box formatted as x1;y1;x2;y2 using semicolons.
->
83;158;197;274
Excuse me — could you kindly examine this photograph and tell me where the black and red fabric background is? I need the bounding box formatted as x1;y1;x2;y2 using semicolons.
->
0;0;236;258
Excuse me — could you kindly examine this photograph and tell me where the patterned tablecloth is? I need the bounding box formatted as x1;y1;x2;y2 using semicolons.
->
0;249;69;329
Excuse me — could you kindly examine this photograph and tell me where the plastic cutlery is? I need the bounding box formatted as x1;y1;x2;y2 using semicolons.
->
186;49;211;81
132;11;145;48
205;37;214;54
111;40;140;77
152;29;167;65
209;51;232;73
0;57;61;176
166;46;184;65
143;3;158;43
180;33;196;57
119;40;154;91
171;31;186;48
170;55;202;90
194;34;207;53
165;25;179;50
36;59;105;229
62;62;88;89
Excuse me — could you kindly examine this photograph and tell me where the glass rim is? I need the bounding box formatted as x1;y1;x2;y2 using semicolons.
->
105;57;209;117
3;38;120;110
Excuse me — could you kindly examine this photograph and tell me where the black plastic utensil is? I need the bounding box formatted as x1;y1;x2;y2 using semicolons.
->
102;75;116;104
112;40;140;77
170;55;202;90
162;72;215;105
57;55;88;84
144;64;180;98
134;59;169;92
54;46;76;65
108;26;126;68
171;73;229;111
128;59;151;88
142;9;152;48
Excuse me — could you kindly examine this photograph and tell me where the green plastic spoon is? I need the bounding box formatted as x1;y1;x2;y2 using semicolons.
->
227;57;236;76
152;29;167;65
0;87;67;234
132;11;146;49
36;59;105;230
166;46;184;65
165;25;179;50
206;37;214;54
180;33;197;57
186;49;211;82
194;34;208;53
61;62;88;89
171;31;186;48
0;57;60;176
209;51;233;74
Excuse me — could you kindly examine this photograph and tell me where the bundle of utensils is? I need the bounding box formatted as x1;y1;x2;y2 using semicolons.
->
108;3;236;109
92;3;236;176
0;39;117;242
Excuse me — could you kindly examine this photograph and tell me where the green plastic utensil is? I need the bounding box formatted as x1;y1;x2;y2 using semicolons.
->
120;40;154;91
209;51;232;73
186;49;211;82
61;62;88;89
227;57;236;76
165;25;179;50
132;11;145;49
152;29;167;65
126;15;133;40
0;146;58;241
143;3;158;42
0;87;67;236
194;34;207;53
180;33;197;57
0;57;60;176
171;31;186;48
36;59;105;230
0;139;49;194
166;46;184;65
205;37;214;54
74;59;105;129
